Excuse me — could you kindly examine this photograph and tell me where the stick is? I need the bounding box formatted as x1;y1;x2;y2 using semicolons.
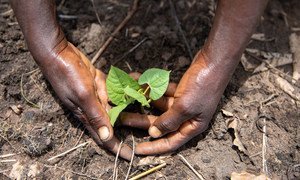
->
47;141;90;161
0;159;17;163
168;0;193;60
125;135;135;180
178;154;205;180
91;0;103;26
113;141;123;180
129;163;167;180
74;128;85;147
0;153;16;158
91;0;140;64
112;37;148;65
262;118;268;175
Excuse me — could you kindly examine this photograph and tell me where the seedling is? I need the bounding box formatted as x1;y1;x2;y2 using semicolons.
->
106;66;170;126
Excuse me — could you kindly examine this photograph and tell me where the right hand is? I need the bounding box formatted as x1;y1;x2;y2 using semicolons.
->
40;41;132;160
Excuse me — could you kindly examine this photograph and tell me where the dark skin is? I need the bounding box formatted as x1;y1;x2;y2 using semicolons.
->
11;0;268;159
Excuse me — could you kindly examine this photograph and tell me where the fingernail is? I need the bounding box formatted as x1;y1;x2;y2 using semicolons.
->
98;126;110;141
149;126;162;138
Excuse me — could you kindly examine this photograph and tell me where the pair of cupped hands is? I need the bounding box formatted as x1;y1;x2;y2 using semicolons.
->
45;42;224;160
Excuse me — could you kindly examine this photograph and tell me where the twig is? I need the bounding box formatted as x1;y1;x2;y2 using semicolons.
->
246;51;300;89
91;0;140;64
129;162;167;180
113;37;148;65
57;0;66;9
47;141;90;161
0;9;13;17
113;141;123;180
0;159;16;163
125;135;135;180
178;154;205;180
168;0;193;60
0;134;18;152
125;61;133;72
20;69;40;108
262;117;268;175
74;129;85;147
58;14;78;20
44;164;97;180
0;153;16;158
91;0;103;27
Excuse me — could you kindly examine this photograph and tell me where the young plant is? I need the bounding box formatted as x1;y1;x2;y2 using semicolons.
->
106;66;170;126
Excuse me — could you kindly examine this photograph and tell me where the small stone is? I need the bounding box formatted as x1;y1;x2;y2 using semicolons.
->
87;147;97;157
131;32;140;38
176;56;190;69
161;52;172;61
135;50;144;61
201;157;211;163
88;23;103;40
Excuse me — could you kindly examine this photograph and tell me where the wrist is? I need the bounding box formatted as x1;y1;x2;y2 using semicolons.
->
193;47;240;77
27;28;68;67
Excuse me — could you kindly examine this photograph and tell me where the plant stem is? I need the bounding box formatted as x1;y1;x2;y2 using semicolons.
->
143;85;150;95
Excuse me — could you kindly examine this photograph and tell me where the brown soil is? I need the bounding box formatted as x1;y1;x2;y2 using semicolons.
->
0;0;299;179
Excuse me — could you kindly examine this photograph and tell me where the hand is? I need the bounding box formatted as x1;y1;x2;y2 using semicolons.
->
41;42;132;159
121;52;229;155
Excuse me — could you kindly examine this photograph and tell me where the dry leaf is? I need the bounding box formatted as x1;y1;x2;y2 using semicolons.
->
241;54;257;71
244;48;293;73
227;119;248;155
275;75;300;101
221;109;234;117
289;33;300;80
9;161;25;180
231;171;270;180
28;163;42;178
10;105;23;115
137;156;169;166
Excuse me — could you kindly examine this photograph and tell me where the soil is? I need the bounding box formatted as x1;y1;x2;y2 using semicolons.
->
1;0;300;179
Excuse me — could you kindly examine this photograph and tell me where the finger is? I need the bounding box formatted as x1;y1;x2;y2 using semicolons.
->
136;119;207;155
77;94;114;142
94;70;110;112
119;112;157;129
129;72;141;80
84;119;132;160
151;97;174;112
148;106;190;138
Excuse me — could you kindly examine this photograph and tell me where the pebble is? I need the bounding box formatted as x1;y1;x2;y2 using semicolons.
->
201;157;211;163
135;50;144;61
161;52;172;61
176;56;190;69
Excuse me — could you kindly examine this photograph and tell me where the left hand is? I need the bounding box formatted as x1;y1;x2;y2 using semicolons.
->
120;52;230;155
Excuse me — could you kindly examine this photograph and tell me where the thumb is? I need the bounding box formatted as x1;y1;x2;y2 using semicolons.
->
78;95;114;142
149;105;191;138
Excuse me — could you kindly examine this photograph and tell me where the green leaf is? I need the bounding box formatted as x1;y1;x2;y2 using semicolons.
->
124;86;150;107
138;68;170;100
108;103;128;126
106;66;140;105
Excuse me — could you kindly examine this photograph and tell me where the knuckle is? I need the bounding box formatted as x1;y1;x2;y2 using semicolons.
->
159;120;178;132
174;101;193;116
163;138;178;152
76;89;90;101
88;115;104;127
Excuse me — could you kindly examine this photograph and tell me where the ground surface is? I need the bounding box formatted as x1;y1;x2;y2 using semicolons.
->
0;0;299;179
